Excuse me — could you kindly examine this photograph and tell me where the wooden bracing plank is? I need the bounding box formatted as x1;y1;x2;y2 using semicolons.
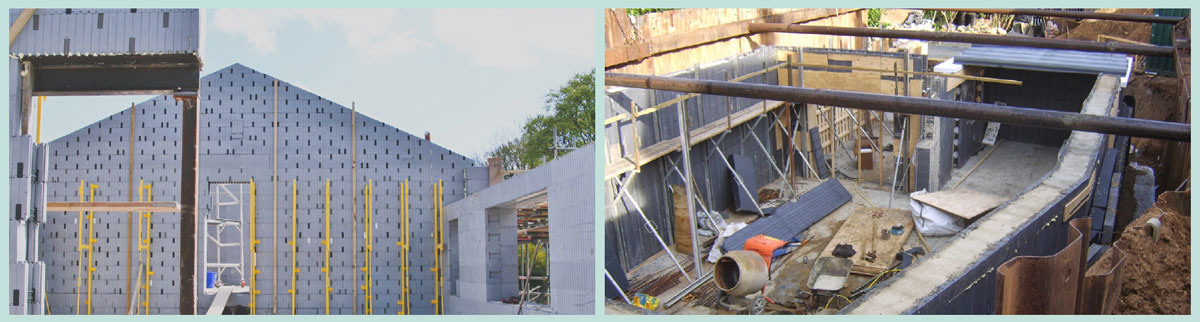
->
47;201;180;212
605;100;786;180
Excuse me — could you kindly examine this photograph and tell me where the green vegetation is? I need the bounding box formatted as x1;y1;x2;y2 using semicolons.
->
518;243;549;304
867;8;883;27
626;8;674;16
922;10;959;31
486;70;595;170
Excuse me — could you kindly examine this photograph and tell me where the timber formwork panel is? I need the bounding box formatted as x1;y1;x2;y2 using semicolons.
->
41;64;476;314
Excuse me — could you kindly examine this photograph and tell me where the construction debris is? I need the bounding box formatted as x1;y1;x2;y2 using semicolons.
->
817;207;914;275
909;189;1005;236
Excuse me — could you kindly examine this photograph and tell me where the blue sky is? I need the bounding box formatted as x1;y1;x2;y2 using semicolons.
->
41;8;594;161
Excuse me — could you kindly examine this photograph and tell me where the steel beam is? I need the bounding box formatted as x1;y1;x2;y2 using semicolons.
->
927;8;1184;24
607;73;1190;141
746;24;1176;57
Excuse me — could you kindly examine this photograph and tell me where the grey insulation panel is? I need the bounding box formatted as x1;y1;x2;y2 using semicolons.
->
9;9;202;57
39;63;478;315
954;45;1129;75
808;127;830;179
727;154;758;213
722;179;851;251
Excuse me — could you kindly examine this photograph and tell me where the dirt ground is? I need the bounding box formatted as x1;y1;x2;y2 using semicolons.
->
1052;9;1155;43
1124;73;1183;193
1088;191;1190;315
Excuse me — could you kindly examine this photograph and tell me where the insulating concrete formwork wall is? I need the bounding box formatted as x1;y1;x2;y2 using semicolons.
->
844;74;1121;314
8;9;203;57
9;8;202;315
605;47;788;271
39;64;477;314
443;144;595;315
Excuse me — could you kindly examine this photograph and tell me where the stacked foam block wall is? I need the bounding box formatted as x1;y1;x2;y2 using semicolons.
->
40;64;478;314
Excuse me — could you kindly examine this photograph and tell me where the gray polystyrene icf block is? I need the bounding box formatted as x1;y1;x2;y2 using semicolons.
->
11;135;33;179
10;220;29;262
10;261;30;314
10;177;30;222
28;261;45;314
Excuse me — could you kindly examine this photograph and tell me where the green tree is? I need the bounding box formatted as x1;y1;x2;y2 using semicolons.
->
488;70;594;170
626;8;674;16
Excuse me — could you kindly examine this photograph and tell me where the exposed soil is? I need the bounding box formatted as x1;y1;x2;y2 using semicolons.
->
1124;73;1184;193
1090;191;1190;314
1052;9;1154;43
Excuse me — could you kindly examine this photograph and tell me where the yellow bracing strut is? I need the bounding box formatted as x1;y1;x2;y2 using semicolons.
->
249;179;260;314
322;180;331;315
139;181;154;314
431;180;444;315
361;180;374;314
289;179;298;314
396;180;410;315
35;96;43;143
85;183;97;314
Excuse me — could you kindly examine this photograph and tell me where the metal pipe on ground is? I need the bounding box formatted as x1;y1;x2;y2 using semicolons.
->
746;24;1176;57
606;73;1190;142
925;8;1185;24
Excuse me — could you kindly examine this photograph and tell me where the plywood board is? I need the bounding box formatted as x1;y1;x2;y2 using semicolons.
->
910;189;1007;220
805;70;880;93
817;206;914;276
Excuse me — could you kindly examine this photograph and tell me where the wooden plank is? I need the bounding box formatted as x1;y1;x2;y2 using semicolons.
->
910;189;1007;220
206;286;235;315
605;100;786;180
47;201;180;213
817;207;914;276
605;9;854;67
947;66;983;90
671;185;691;253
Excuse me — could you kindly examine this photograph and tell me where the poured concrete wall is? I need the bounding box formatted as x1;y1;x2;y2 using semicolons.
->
40;64;477;314
845;74;1121;314
444;144;595;315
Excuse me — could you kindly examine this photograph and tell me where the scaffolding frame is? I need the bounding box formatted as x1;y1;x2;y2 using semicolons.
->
202;183;251;296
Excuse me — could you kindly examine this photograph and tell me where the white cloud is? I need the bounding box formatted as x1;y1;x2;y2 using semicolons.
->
431;9;594;71
211;9;431;61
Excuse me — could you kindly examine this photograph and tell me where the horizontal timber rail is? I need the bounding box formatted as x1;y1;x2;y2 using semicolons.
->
606;73;1190;142
926;8;1185;24
746;24;1176;57
47;201;181;212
